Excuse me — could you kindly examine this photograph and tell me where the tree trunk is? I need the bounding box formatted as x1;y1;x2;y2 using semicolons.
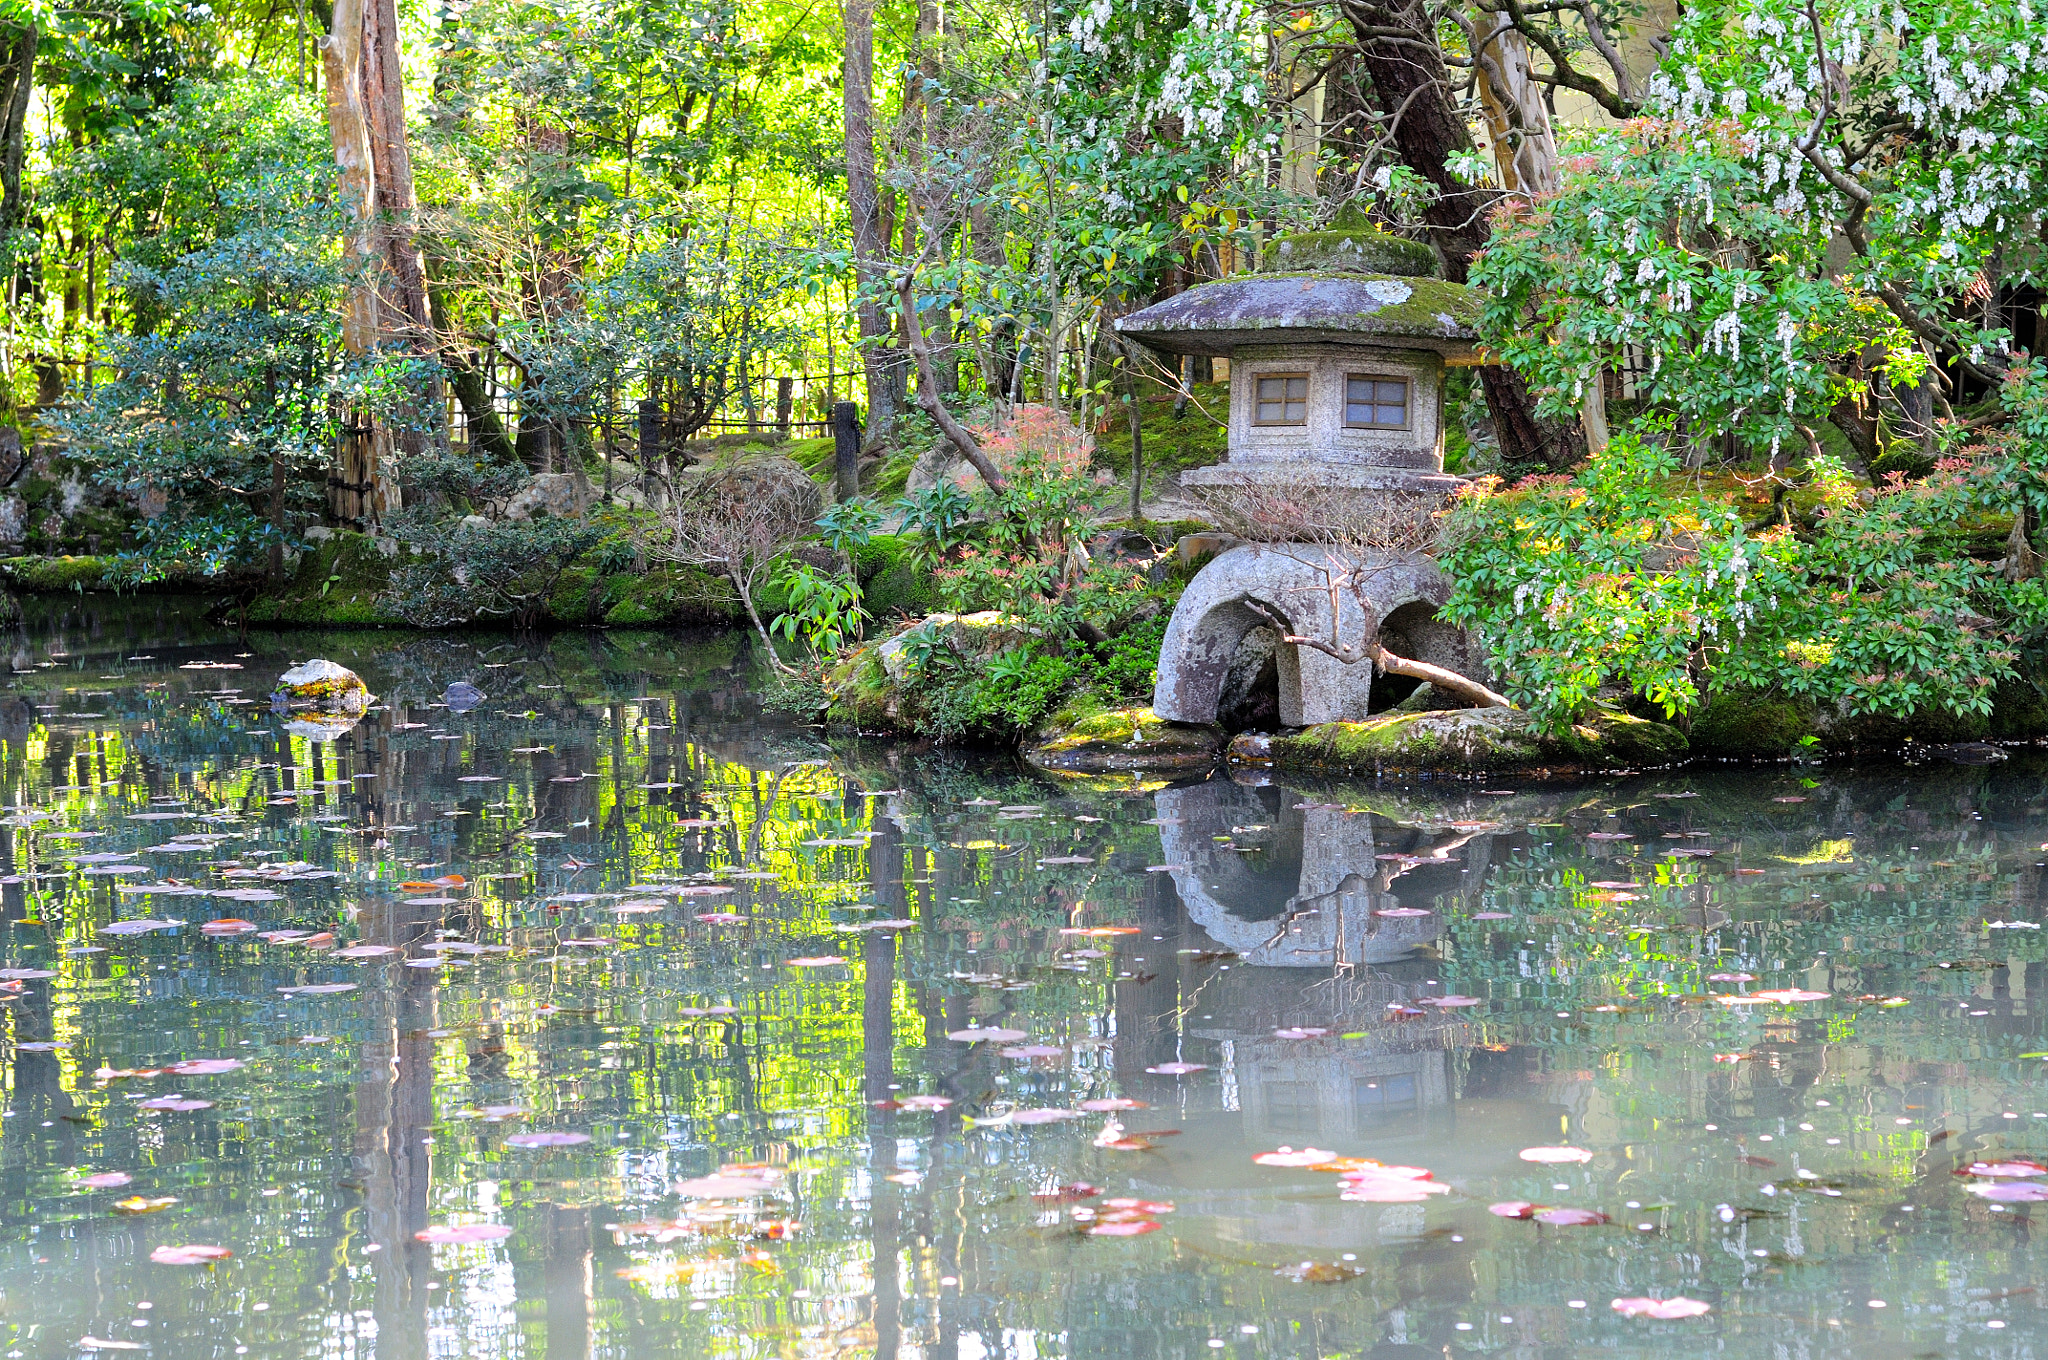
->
0;21;33;240
1336;0;1580;471
428;282;513;461
843;0;902;444
322;0;440;525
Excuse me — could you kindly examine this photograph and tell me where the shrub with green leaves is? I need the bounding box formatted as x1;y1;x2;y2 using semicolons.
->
1439;385;2048;730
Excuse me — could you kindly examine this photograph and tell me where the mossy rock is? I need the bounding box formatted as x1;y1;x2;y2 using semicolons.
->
1687;690;1819;760
1245;705;1688;776
854;534;942;620
599;563;741;627
245;532;406;626
824;645;925;733
1024;703;1224;775
0;555;116;592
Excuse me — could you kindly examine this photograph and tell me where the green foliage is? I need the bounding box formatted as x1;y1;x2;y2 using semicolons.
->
814;497;883;557
769;560;866;660
1439;392;2048;730
895;482;973;562
49;77;360;581
384;506;608;630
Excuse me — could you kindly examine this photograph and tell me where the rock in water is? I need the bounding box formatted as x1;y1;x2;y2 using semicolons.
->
443;682;486;714
1025;706;1225;775
275;659;373;714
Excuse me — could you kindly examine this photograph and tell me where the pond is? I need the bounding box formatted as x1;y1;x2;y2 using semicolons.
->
0;597;2045;1359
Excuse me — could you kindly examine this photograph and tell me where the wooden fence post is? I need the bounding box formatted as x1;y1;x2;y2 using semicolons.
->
833;401;862;502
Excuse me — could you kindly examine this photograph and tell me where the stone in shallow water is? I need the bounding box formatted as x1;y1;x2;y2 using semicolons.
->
1024;706;1223;775
274;658;373;714
1233;705;1687;775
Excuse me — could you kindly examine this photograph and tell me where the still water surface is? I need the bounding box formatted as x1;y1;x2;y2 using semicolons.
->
0;599;2045;1358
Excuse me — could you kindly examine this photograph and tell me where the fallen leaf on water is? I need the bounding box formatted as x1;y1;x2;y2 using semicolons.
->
675;1173;780;1199
1277;1261;1361;1284
1489;1201;1538;1219
78;1338;146;1351
151;1243;232;1264
137;1097;213;1112
1079;1098;1147;1112
1000;1045;1066;1060
1749;989;1830;1003
1708;972;1756;982
1145;1062;1207;1075
276;983;357;996
416;1224;512;1245
506;1131;591;1148
199;918;257;935
1032;1183;1101;1204
1611;1297;1711;1319
1519;1146;1594;1164
1253;1147;1340;1168
1422;995;1482;1008
946;1027;1026;1044
113;1196;179;1214
1373;907;1431;918
78;1172;133;1189
334;945;398;958
890;1095;953;1112
1961;1160;2048;1178
1771;796;1807;804
1965;1180;2048;1202
1534;1207;1609;1226
1338;1164;1451;1202
785;956;846;968
166;1059;244;1075
1272;1027;1330;1039
1010;1108;1083;1125
1086;1219;1160;1236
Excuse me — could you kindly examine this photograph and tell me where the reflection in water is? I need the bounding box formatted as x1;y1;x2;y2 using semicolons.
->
2;597;2048;1356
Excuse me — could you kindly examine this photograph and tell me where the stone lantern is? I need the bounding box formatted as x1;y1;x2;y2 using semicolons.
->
1115;215;1493;728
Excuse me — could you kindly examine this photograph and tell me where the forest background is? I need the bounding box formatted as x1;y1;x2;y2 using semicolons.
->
0;0;2045;742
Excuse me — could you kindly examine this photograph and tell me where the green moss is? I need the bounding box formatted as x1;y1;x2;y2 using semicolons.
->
245;532;406;626
1023;698;1224;773
1;555;116;592
854;534;942;620
1092;384;1230;499
1687;689;1818;759
1263;705;1687;774
599;563;741;628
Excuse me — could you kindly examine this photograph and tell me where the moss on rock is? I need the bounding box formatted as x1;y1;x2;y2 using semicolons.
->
1024;702;1224;775
1687;690;1819;759
1244;705;1688;776
0;555;118;592
244;532;405;626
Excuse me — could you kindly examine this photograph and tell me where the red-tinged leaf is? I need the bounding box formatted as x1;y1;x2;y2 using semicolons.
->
1489;1201;1538;1219
1253;1147;1341;1168
1965;1180;2048;1202
199;919;257;935
1961;1160;2048;1178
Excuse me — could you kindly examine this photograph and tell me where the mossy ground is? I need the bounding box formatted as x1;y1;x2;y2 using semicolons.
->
1258;705;1689;776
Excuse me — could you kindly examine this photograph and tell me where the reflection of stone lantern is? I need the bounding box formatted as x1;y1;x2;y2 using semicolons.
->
1115;213;1493;727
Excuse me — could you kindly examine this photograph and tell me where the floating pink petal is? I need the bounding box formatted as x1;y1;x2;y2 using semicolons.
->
150;1244;232;1265
166;1059;244;1075
1533;1207;1608;1226
946;1027;1026;1044
415;1224;512;1245
1253;1147;1340;1168
506;1131;591;1148
1963;1160;2048;1178
1000;1045;1066;1060
1611;1297;1711;1319
1965;1180;2048;1202
1145;1061;1207;1075
1519;1146;1593;1164
79;1172;133;1189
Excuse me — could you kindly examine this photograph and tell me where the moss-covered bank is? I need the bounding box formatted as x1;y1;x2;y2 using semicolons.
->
1232;705;1690;777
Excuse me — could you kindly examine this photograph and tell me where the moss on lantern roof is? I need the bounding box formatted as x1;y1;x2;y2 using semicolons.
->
1114;273;1481;359
1257;204;1438;278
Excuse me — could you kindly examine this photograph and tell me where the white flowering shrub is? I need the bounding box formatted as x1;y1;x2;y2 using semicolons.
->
1473;0;2048;453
